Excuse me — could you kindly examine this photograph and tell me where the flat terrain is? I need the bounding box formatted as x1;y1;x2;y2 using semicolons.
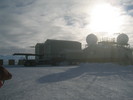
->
0;63;133;100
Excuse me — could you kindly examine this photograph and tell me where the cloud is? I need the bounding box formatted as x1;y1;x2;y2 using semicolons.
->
0;0;133;55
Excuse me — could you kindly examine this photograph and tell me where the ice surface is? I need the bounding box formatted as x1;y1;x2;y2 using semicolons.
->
0;63;133;100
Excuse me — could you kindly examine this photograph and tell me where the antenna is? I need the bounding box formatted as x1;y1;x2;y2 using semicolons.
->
117;33;129;45
86;34;98;46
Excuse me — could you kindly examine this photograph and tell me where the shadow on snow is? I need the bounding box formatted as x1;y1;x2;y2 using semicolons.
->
37;63;133;83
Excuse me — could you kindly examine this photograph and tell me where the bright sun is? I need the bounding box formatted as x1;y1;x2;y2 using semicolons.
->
89;3;123;36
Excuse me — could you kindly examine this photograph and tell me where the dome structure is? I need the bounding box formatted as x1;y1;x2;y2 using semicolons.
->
117;34;129;45
86;34;98;45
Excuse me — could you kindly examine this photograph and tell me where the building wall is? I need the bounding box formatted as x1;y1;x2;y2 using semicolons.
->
64;50;83;61
35;43;44;60
43;39;81;60
83;43;132;63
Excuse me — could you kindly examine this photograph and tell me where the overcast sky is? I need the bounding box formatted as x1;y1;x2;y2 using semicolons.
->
1;0;133;55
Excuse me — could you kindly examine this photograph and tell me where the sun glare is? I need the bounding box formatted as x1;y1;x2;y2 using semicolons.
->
89;3;123;36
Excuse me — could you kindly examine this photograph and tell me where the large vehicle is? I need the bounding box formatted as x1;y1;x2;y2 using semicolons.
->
13;53;42;66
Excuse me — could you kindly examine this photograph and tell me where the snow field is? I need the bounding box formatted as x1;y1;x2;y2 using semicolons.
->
0;63;133;100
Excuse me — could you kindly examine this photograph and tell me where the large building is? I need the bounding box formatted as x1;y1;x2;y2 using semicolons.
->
35;39;82;64
83;34;132;63
35;34;133;65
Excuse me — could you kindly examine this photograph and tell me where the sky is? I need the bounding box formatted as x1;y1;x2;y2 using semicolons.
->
1;0;133;55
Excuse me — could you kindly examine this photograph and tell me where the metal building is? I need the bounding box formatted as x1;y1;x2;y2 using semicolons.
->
35;39;82;64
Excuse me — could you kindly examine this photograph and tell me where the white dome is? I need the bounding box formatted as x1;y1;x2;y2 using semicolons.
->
86;34;98;45
117;34;129;45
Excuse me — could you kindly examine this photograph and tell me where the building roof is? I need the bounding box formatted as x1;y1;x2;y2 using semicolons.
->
45;39;81;44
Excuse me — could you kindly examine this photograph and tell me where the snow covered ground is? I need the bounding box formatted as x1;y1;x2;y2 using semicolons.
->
0;63;133;100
